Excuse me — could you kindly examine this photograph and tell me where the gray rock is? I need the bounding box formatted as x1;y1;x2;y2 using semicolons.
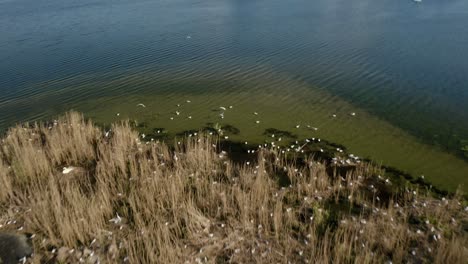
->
83;248;92;257
56;247;70;262
0;232;33;264
87;254;99;264
108;243;118;259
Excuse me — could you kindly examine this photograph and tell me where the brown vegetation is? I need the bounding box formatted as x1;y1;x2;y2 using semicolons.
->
0;112;467;263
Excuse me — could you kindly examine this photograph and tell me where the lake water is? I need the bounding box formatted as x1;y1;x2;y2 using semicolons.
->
1;0;468;191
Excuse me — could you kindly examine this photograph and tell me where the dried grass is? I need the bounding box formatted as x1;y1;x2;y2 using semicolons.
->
0;112;467;263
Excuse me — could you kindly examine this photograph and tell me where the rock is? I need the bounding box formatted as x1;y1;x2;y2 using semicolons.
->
87;254;99;264
0;232;33;264
108;243;118;259
83;248;92;257
56;247;70;262
74;250;83;259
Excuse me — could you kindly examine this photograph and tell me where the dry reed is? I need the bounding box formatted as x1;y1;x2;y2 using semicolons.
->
0;112;466;263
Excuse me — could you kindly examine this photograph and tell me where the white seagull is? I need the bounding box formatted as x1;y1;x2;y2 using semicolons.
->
109;213;122;224
62;167;75;174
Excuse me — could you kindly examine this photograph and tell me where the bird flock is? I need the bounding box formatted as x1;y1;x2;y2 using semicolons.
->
125;100;359;149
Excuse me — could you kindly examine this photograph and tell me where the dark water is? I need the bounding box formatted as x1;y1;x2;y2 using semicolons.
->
1;0;468;190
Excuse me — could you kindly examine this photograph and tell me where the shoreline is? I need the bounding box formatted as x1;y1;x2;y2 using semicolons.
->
95;118;466;194
4;114;464;195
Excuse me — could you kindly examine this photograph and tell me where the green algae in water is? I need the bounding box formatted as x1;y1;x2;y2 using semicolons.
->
1;68;468;192
81;97;468;192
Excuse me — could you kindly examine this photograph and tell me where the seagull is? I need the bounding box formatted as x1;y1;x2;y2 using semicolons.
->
175;111;180;116
109;213;122;224
186;100;191;103
255;120;260;124
62;167;75;174
350;112;356;116
137;103;146;108
253;112;258;115
220;106;227;111
332;114;337;118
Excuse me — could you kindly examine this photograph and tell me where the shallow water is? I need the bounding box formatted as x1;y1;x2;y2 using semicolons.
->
1;0;468;191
